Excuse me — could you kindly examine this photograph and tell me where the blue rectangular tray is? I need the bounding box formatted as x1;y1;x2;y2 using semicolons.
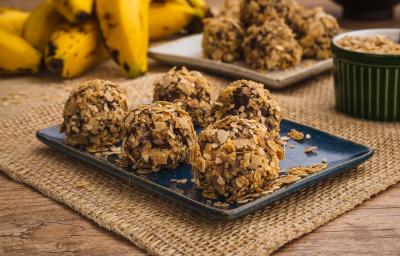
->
36;120;373;220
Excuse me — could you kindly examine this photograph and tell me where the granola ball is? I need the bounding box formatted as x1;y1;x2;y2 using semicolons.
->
61;79;129;152
210;80;282;133
192;116;284;201
243;19;303;70
218;0;240;19
153;67;212;128
123;101;199;173
240;0;301;27
290;7;340;59
202;16;244;63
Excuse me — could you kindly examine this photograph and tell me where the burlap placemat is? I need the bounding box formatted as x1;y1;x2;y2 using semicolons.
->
0;71;399;256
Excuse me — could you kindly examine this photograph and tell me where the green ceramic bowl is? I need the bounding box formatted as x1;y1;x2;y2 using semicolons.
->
332;29;400;122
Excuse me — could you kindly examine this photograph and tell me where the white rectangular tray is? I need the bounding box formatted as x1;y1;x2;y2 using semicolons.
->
148;34;333;89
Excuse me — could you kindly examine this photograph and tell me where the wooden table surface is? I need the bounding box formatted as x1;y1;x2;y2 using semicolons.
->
1;1;399;255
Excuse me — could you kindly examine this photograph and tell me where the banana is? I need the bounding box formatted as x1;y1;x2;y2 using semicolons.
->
96;0;150;78
149;0;206;41
0;7;29;35
186;0;208;18
0;28;42;74
52;0;93;23
22;0;65;52
45;20;107;78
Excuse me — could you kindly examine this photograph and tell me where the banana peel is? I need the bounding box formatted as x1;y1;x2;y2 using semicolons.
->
0;7;29;35
96;0;150;78
0;28;42;74
45;20;107;78
22;0;65;52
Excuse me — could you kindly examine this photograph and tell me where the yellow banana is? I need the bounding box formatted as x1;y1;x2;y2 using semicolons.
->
96;0;150;78
149;0;206;41
0;28;42;74
45;20;107;78
52;0;93;23
22;0;65;52
186;0;208;18
0;7;29;35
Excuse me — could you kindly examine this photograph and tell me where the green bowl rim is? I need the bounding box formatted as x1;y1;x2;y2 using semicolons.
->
332;28;400;59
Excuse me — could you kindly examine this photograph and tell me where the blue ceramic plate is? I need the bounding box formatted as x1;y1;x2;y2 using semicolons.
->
36;120;373;220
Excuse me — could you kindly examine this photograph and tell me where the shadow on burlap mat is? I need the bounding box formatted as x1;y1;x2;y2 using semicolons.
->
0;74;399;256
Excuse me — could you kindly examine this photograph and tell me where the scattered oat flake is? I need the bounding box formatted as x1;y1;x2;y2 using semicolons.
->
280;136;290;142
304;146;318;153
213;201;229;208
305;134;311;139
288;129;304;141
170;178;188;184
287;144;296;148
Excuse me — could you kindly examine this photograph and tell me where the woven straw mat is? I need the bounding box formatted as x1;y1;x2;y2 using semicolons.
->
0;70;399;256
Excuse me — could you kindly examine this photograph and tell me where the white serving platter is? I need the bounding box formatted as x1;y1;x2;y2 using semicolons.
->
148;34;333;89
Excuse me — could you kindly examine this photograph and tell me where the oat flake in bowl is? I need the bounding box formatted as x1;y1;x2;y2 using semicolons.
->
336;35;400;55
332;29;400;121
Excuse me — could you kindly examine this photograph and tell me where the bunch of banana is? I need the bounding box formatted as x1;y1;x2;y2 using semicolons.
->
45;20;107;78
149;0;209;41
52;0;93;23
0;7;29;35
96;0;150;78
0;0;209;78
0;29;41;74
22;0;65;52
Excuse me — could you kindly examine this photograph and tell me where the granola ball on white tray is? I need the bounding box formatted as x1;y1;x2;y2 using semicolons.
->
290;7;340;59
202;16;244;63
240;0;301;27
243;18;303;70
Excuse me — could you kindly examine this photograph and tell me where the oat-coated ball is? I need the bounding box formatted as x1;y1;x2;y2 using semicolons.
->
202;16;244;63
290;7;340;59
240;0;301;27
123;101;199;173
243;18;303;70
192;116;284;201
153;67;212;128
60;79;129;152
210;80;282;134
218;0;241;19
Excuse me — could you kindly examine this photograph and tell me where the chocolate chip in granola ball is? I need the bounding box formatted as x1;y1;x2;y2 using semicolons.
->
210;80;281;134
202;16;244;63
123;101;200;173
60;79;130;152
242;18;303;70
191;116;285;202
153;67;212;128
289;7;340;59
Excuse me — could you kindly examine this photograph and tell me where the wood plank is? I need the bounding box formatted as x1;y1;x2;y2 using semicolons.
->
0;173;144;256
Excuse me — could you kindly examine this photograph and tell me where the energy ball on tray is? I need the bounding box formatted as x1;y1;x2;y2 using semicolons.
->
243;18;303;70
153;67;212;128
202;16;244;63
123;101;199;173
60;79;129;152
240;0;301;27
210;80;282;134
192;116;284;202
290;7;340;59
